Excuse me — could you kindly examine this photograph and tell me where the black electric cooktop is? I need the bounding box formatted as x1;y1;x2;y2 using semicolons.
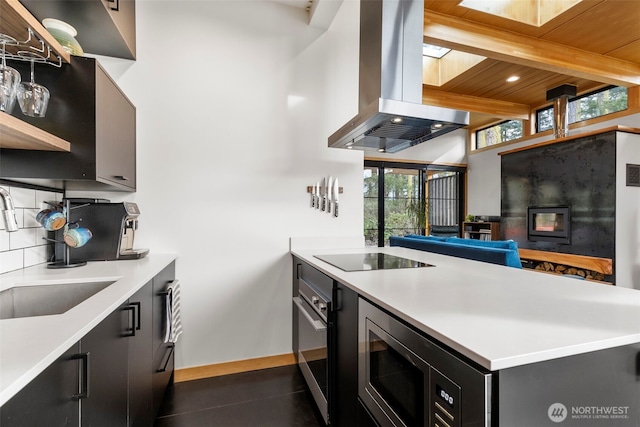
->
314;252;434;272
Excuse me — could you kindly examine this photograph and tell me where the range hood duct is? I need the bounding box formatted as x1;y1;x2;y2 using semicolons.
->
328;0;469;153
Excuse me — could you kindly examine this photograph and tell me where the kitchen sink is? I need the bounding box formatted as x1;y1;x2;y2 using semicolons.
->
0;280;116;320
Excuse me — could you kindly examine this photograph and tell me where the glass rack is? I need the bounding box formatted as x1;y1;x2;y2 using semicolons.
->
0;30;62;68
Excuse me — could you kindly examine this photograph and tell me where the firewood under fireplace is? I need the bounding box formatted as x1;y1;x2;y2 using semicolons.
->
518;248;612;284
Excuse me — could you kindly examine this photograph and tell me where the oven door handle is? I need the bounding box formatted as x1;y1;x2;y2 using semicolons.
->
293;297;327;332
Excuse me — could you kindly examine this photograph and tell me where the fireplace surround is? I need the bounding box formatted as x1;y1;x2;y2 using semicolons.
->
500;130;616;281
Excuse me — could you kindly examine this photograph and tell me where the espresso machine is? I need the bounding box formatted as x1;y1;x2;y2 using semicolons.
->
54;198;149;263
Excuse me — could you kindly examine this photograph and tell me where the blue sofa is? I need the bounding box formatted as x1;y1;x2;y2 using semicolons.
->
389;234;522;268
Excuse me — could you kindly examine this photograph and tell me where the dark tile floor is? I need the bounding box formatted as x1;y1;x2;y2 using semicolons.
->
154;365;326;427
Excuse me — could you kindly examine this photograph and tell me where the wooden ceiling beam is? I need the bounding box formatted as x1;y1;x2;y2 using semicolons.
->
422;88;531;120
423;11;640;87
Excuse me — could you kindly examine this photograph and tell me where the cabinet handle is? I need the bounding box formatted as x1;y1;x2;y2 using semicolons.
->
131;301;141;330
123;305;136;337
113;175;129;181
157;345;174;373
72;352;90;400
107;0;119;11
334;287;342;311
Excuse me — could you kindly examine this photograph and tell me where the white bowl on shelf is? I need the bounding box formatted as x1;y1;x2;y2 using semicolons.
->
42;18;84;56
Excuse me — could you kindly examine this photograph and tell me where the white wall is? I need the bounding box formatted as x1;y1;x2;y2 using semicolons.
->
70;0;363;369
369;128;467;165
616;132;640;289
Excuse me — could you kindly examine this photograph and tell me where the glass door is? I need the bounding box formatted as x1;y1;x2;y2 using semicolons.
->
364;161;465;247
364;164;426;247
426;170;462;237
364;166;380;247
383;167;424;245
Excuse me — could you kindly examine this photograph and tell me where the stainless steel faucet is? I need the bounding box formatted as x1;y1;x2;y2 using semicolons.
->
0;187;19;232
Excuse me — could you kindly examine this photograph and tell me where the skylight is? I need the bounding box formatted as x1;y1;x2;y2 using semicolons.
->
458;0;583;27
423;44;451;59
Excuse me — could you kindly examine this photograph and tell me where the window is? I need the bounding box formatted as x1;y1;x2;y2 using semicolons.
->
427;172;461;238
364;161;465;247
537;86;628;132
474;120;523;150
423;44;451;59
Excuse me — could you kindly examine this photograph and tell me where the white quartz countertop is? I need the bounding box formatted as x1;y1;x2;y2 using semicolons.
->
0;254;177;407
291;246;640;371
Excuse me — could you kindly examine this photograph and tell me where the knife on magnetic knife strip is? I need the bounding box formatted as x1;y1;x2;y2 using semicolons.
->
327;176;332;214
320;177;326;211
333;177;339;217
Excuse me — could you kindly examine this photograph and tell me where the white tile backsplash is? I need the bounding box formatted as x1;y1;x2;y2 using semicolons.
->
36;191;61;208
0;250;24;274
10;228;38;250
9;187;36;209
36;227;49;246
0;231;9;252
0;184;61;273
25;208;40;228
13;208;24;229
25;245;51;268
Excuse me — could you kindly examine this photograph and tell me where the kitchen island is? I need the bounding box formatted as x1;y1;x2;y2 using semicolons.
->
292;245;640;426
293;246;640;370
0;253;177;409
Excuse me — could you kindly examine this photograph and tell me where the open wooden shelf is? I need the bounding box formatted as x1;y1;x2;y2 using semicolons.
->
0;0;71;152
0;112;70;151
0;0;71;64
463;221;500;241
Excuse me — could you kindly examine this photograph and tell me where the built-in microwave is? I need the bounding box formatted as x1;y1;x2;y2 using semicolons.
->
358;298;492;427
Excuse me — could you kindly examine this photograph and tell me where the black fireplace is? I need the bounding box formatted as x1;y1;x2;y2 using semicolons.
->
527;206;571;244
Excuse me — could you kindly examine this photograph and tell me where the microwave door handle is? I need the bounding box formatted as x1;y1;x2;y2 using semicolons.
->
293;297;326;332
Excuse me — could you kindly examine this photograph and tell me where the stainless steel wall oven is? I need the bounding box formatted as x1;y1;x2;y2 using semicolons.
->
293;270;332;424
359;298;492;427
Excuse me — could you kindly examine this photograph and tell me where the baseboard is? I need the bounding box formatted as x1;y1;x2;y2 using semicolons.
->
174;353;297;383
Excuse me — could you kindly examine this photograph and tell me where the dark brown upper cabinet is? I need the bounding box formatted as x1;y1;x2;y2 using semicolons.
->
0;56;136;191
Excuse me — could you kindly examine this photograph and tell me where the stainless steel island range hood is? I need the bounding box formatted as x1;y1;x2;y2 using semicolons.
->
329;0;469;153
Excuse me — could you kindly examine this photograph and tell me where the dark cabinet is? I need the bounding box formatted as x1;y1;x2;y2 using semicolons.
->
151;262;176;415
292;257;360;427
0;343;81;426
128;281;154;427
0;303;129;427
81;301;130;426
0;262;176;427
129;269;177;427
0;56;136;191
333;281;359;427
21;0;136;60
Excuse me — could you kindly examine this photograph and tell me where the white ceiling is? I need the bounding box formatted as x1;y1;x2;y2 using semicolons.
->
272;0;341;31
273;0;312;10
